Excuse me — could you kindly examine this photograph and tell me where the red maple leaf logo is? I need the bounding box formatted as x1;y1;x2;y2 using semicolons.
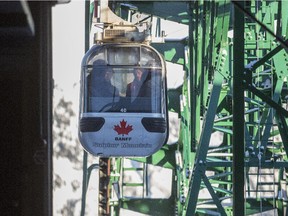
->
114;119;133;135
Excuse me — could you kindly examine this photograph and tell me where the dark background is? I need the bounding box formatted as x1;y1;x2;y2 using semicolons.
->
0;1;57;215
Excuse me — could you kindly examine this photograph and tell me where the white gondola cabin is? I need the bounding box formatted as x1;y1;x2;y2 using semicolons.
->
79;43;168;157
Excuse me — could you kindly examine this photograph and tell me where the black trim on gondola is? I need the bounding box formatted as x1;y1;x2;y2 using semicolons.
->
141;117;167;133
80;117;105;132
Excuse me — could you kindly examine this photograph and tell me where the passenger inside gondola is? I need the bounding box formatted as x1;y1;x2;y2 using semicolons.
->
89;60;120;112
91;67;119;97
126;68;151;112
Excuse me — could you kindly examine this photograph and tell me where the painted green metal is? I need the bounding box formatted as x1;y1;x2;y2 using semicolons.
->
152;41;186;65
126;1;189;24
130;144;177;169
233;1;245;215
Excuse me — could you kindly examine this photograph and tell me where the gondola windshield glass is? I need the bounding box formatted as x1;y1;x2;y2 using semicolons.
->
79;44;168;157
82;45;163;114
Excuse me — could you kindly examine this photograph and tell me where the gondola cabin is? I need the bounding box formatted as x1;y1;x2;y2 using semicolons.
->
79;43;168;157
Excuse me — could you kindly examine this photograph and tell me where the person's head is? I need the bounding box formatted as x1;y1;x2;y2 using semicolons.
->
103;69;113;82
96;66;113;82
134;68;143;81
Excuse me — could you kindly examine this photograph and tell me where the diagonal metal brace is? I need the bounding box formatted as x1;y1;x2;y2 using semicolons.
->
244;40;288;72
201;174;227;216
232;1;288;50
243;82;288;118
